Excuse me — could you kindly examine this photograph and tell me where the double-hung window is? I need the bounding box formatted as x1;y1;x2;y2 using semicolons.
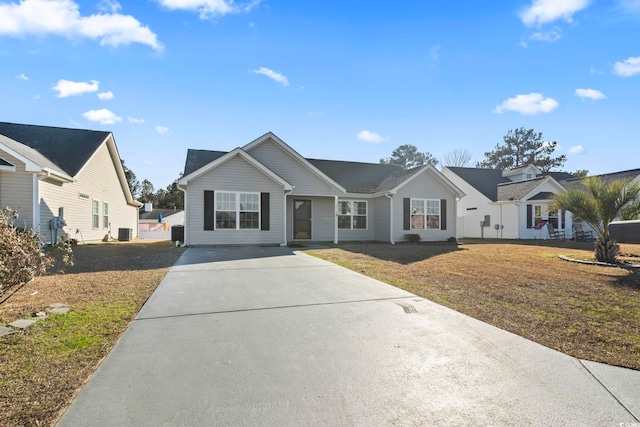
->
411;199;440;230
92;200;100;229
215;191;260;230
337;200;367;229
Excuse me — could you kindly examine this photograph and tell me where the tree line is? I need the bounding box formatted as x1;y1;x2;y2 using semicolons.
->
121;162;184;210
380;127;587;177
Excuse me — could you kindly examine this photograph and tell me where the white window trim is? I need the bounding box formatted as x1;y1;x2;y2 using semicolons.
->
410;198;441;231
214;191;261;230
337;200;368;230
92;199;100;230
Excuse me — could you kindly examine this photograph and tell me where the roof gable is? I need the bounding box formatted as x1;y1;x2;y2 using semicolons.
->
178;148;293;190
243;133;346;194
183;149;227;176
0;122;110;177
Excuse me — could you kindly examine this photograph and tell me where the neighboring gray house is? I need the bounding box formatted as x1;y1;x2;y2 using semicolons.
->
0;122;141;243
177;132;464;246
442;165;575;239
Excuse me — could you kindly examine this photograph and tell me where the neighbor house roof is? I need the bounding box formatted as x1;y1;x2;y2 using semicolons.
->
446;167;511;201
447;166;575;202
0;122;111;177
139;208;184;220
497;177;547;201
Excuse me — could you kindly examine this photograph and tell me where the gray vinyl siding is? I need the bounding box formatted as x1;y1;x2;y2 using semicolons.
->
38;142;138;243
187;155;285;245
0;151;34;228
287;196;335;242
337;197;375;241
373;196;391;242
247;139;343;196
393;171;457;242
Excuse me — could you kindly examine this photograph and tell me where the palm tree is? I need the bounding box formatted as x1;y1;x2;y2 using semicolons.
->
552;176;640;263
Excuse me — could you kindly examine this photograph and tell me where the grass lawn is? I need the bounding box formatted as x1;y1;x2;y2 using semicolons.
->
306;240;640;371
0;241;184;427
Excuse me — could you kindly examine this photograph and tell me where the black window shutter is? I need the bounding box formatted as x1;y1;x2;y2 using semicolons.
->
561;209;566;229
261;192;270;231
403;198;410;230
526;204;532;229
440;199;447;230
204;190;214;231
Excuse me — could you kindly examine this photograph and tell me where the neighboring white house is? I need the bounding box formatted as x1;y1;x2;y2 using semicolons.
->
0;122;141;243
177;132;465;246
442;165;575;239
139;203;184;240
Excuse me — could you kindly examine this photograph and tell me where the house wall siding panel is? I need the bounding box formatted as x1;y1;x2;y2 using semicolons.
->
187;155;284;245
392;172;456;242
247;139;342;196
0;151;34;227
286;196;335;242
337;197;376;241
39;142;138;243
373;196;391;242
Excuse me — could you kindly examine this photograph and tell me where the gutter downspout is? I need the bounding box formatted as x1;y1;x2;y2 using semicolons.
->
334;195;338;244
281;189;292;246
385;193;395;244
178;186;188;246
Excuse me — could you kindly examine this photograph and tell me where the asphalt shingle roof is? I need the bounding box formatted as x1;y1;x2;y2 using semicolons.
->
497;177;547;201
183;149;421;194
0;122;111;177
183;149;228;176
446;167;511;201
307;159;404;193
139;208;183;220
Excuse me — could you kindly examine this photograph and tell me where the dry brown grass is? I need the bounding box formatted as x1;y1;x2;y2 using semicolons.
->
306;240;640;370
0;240;184;427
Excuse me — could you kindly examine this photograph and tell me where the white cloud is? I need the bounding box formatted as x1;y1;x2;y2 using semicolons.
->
83;108;122;124
493;93;559;115
98;0;121;13
252;67;289;86
156;0;261;19
0;0;162;51
52;79;99;97
590;67;603;75
357;130;389;144
16;73;29;80
529;28;562;43
520;0;590;26
97;90;114;100
568;145;584;154
614;56;640;77
575;88;606;100
155;126;169;134
128;117;144;124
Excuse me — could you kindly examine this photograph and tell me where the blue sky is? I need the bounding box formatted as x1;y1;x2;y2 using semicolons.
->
1;0;639;189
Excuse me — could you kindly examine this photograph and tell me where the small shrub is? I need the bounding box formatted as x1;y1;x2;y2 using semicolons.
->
405;233;421;243
447;236;457;243
0;207;72;297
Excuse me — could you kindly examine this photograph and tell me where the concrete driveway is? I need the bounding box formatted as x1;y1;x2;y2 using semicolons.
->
57;246;639;426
